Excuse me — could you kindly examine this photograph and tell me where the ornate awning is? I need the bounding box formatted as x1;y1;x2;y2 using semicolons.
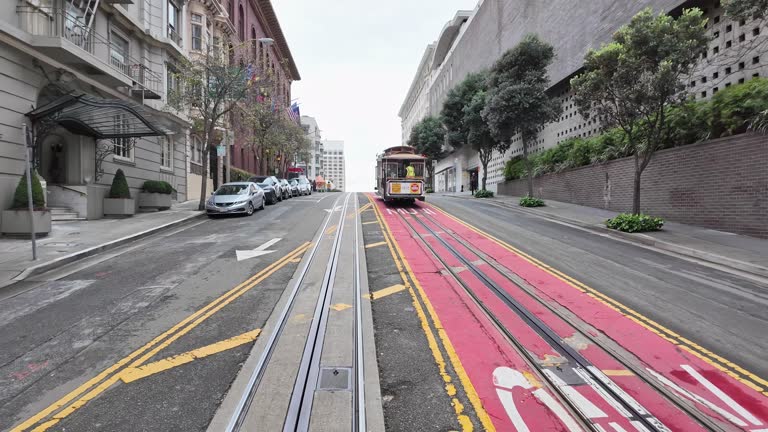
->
26;94;172;139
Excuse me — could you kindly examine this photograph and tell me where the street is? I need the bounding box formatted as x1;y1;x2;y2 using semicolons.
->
2;192;766;431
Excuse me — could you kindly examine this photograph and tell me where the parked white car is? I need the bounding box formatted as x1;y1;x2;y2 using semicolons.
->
206;182;265;217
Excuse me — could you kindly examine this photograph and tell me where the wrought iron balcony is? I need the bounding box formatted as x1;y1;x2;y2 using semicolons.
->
167;25;182;47
17;5;163;100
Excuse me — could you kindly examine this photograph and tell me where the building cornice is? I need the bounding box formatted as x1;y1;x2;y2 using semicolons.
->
250;0;300;80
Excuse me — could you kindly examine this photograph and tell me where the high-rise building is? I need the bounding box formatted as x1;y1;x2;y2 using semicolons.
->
400;0;768;194
322;140;345;192
300;116;324;179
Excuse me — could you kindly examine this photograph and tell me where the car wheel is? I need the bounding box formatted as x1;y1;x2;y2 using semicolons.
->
246;202;254;216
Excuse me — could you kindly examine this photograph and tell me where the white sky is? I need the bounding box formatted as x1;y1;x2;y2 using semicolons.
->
272;0;478;192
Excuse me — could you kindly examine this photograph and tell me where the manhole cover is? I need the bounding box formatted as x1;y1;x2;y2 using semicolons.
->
318;367;351;391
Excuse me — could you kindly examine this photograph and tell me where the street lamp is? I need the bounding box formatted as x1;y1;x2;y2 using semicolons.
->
257;38;274;46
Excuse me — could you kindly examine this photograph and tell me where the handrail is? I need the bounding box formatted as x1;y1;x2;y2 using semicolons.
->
17;5;163;94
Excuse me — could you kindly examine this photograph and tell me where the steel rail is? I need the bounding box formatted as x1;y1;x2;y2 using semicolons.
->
225;194;345;432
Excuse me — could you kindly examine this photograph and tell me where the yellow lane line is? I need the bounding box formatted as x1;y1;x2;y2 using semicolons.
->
430;203;768;393
14;242;311;432
325;225;337;235
603;370;635;377
365;241;387;249
368;195;493;431
330;303;352;312
362;221;379;225
120;329;262;384
369;284;407;300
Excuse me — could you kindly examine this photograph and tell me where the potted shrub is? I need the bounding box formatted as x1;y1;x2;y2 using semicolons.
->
103;169;135;217
138;180;173;210
2;171;51;237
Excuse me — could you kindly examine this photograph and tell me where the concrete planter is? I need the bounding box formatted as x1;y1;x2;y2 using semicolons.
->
103;198;135;217
1;210;51;237
138;193;172;210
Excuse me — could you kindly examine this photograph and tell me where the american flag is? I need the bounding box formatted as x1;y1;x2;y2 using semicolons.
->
286;102;300;123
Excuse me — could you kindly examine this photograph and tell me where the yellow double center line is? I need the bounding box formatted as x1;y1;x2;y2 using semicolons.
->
14;242;311;432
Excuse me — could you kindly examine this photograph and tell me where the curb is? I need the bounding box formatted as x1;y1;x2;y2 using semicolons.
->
441;195;768;279
9;212;206;283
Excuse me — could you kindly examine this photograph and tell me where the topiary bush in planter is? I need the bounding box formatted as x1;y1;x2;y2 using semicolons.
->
519;196;545;207
139;180;173;211
104;169;135;217
605;213;664;233
2;172;51;237
474;189;494;198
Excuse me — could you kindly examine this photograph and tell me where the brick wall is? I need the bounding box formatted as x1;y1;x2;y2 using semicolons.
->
497;134;768;238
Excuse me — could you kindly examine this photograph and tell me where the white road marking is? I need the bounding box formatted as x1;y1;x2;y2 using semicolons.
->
235;238;282;261
609;422;629;432
543;369;608;419
324;206;343;213
423;208;437;215
493;367;585;432
681;364;763;426
646;368;749;427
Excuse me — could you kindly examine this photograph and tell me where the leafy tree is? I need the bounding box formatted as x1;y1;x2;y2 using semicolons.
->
12;171;45;209
440;72;487;149
570;8;708;214
407;116;445;187
108;169;131;199
464;90;507;190
168;45;251;210
483;34;562;198
724;0;768;19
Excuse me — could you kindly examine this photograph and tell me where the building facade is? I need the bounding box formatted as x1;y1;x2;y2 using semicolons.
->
322;140;345;191
226;0;300;178
300;115;323;179
0;0;190;224
402;0;768;193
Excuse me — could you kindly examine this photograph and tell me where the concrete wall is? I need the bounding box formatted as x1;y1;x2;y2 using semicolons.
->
497;134;768;238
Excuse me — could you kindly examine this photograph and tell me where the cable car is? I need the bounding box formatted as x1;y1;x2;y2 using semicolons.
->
375;146;426;203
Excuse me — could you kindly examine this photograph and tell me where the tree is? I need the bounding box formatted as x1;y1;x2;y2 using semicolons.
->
464;90;506;191
168;45;251;210
724;0;768;19
483;34;562;198
570;8;708;214
441;72;487;149
407;116;445;188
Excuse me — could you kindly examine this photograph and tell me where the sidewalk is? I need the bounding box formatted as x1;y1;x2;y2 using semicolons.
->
0;200;204;288
439;193;768;278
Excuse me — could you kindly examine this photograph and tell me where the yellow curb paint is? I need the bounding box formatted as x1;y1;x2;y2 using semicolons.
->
370;284;407;300
330;303;352;312
602;370;635;377
365;241;387;249
121;329;262;383
325;225;337;235
362;221;379;225
430;203;768;394
369;196;493;432
13;243;310;432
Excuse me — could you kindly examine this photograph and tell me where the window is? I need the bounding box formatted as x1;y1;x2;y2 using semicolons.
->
238;4;244;40
160;136;173;169
754;56;760;64
713;46;719;54
726;40;732;48
713;87;719;93
754;27;760;36
739;78;745;84
702;76;708;83
740;33;746;42
753;73;760;78
191;135;203;164
725;67;732;74
109;31;129;75
213;36;221;58
251;28;257;59
739;19;746;26
701;91;707;98
713;71;719;79
191;14;203;51
714;15;720;24
714;31;720;38
726;24;732;32
166;63;179;97
690;80;696;87
168;1;180;43
739;61;745;70
113;115;132;161
725;82;731;87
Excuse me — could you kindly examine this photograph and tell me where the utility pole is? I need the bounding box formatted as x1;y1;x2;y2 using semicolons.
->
22;123;37;260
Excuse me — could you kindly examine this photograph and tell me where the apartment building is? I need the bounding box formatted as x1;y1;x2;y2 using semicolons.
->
322;140;345;192
0;0;189;222
401;0;768;193
300;115;323;179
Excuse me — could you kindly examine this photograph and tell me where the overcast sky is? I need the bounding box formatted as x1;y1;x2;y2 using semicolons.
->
272;0;478;192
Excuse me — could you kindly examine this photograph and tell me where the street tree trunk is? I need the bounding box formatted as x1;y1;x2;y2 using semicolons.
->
632;154;642;215
522;138;534;197
481;163;488;191
198;147;209;211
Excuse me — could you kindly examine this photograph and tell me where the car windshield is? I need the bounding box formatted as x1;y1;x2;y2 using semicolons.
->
299;178;309;184
290;180;298;185
250;176;268;183
215;185;249;195
257;182;270;188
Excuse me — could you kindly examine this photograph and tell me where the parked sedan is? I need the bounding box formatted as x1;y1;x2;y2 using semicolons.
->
288;179;300;197
206;182;265;217
258;181;280;205
296;177;312;195
249;176;283;202
279;179;292;199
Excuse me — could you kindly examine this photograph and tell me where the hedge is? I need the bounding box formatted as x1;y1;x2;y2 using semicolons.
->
109;169;131;199
142;180;173;194
504;78;768;181
12;171;45;209
230;167;254;182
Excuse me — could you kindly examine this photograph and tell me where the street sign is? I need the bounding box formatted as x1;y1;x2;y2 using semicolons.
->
216;145;226;157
